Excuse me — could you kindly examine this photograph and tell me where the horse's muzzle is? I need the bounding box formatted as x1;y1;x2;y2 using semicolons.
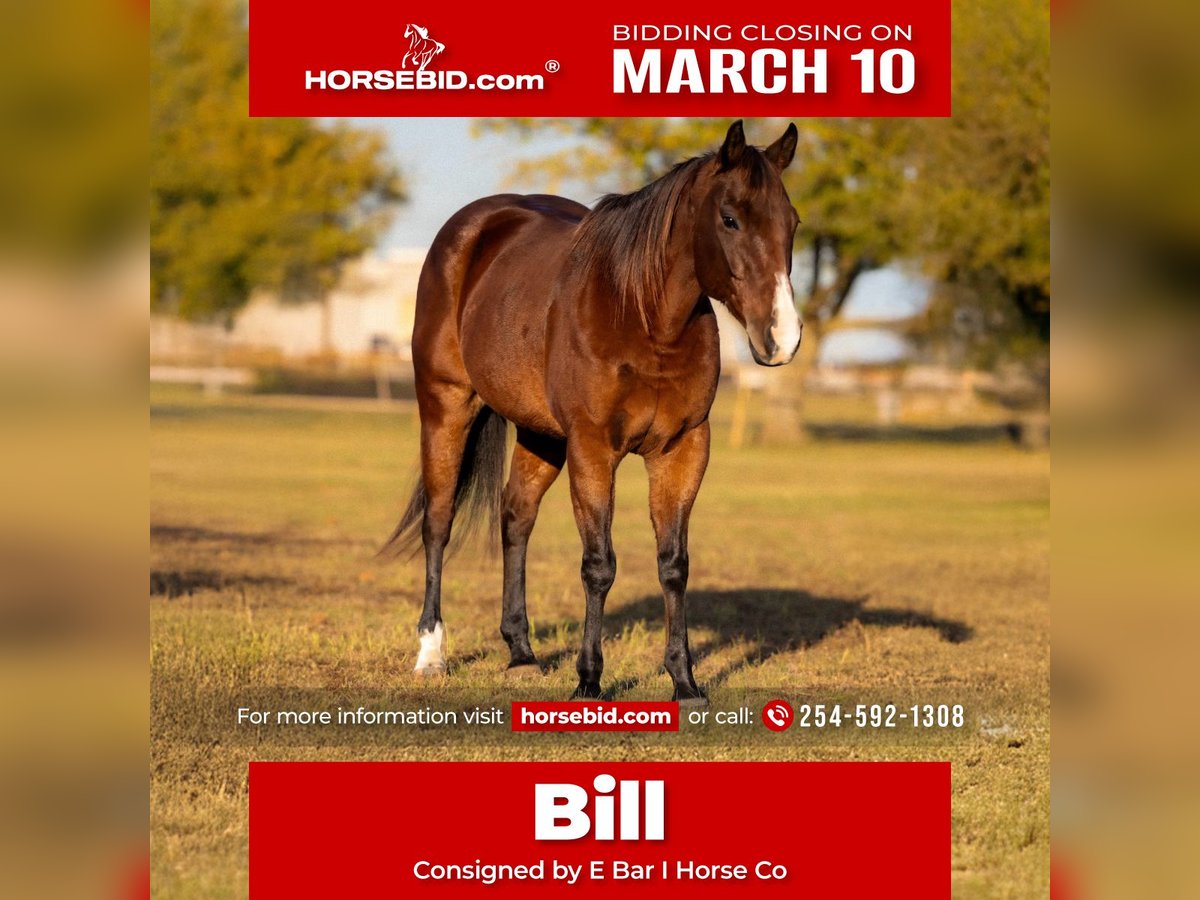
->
748;326;801;367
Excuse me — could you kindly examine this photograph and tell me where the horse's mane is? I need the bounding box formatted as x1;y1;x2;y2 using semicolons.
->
408;24;428;39
572;146;778;329
571;153;714;330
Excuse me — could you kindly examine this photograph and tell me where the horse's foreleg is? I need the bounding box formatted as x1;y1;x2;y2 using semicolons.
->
414;385;481;675
645;422;710;702
566;439;618;698
500;429;565;672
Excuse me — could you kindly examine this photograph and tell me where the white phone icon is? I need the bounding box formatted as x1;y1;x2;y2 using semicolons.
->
767;705;789;728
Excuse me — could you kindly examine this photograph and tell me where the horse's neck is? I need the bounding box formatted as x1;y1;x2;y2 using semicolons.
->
646;212;704;346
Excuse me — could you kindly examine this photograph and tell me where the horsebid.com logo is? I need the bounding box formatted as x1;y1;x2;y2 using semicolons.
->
305;21;546;92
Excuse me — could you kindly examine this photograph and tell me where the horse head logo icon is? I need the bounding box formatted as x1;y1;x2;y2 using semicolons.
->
403;23;446;72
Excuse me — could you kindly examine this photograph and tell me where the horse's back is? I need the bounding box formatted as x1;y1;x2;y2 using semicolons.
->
418;193;583;296
413;194;586;435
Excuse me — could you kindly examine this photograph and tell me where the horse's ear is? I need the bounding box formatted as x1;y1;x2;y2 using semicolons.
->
719;120;747;171
766;123;798;171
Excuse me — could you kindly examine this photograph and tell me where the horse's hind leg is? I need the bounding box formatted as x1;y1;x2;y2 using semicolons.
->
414;382;482;675
500;429;565;672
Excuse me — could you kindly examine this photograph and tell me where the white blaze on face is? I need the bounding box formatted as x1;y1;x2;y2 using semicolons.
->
769;273;801;363
414;621;446;672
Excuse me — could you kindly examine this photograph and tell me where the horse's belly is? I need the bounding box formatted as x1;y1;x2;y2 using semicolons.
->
477;377;562;438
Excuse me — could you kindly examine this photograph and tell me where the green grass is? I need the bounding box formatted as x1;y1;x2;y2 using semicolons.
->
150;383;1049;898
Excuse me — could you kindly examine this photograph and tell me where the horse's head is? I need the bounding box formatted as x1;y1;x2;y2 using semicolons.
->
694;120;802;367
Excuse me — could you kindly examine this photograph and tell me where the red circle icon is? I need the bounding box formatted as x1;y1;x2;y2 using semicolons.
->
761;699;794;732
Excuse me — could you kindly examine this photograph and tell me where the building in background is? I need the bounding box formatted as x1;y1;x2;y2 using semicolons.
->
150;248;426;363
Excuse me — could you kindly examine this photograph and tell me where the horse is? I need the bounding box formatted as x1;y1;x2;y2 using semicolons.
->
402;24;445;72
381;121;802;702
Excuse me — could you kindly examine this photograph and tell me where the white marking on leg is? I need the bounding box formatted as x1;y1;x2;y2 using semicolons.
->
415;621;446;672
769;273;801;363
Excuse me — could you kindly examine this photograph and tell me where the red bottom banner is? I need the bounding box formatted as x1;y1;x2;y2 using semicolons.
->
250;761;949;898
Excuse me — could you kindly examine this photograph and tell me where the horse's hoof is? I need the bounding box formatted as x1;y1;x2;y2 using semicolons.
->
571;683;603;700
504;662;543;679
415;663;448;677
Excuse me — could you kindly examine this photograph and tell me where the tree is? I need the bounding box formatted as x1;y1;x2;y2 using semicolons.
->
151;0;404;329
0;0;146;261
904;0;1050;373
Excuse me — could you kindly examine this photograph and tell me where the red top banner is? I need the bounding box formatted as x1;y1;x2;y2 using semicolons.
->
250;761;950;897
249;0;951;117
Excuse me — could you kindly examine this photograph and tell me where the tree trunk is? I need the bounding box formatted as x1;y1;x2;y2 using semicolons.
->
762;325;823;443
761;244;864;443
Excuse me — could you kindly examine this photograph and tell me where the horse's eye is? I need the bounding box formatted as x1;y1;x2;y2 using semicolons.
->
721;214;738;230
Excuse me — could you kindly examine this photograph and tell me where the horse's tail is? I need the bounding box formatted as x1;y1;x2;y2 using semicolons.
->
377;406;508;560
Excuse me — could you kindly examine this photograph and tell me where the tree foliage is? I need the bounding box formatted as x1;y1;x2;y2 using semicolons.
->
151;0;404;322
0;0;145;261
905;0;1050;350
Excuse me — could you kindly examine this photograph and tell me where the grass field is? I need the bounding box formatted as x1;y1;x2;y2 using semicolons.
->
150;383;1049;898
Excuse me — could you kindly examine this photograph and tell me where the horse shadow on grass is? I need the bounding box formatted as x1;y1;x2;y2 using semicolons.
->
587;588;972;697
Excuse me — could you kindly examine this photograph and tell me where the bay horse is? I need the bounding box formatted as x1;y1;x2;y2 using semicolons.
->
382;121;802;701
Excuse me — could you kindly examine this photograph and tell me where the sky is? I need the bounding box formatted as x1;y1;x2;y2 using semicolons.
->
349;118;589;249
351;118;927;364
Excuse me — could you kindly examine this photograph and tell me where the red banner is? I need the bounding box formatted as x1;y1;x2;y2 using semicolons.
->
249;761;950;897
249;0;951;117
